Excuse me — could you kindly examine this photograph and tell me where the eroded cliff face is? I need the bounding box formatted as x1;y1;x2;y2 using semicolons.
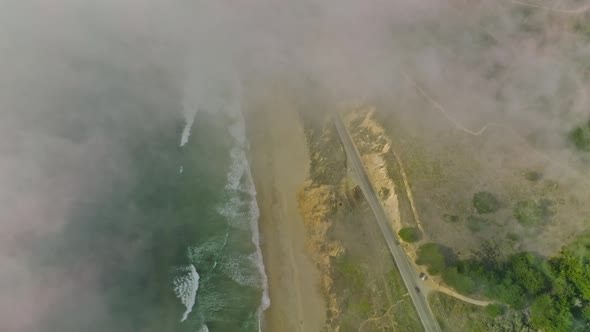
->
298;182;343;324
294;117;348;329
295;109;414;330
346;108;404;234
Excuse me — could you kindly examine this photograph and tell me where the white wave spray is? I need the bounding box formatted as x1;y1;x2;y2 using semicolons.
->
225;81;270;328
172;264;200;322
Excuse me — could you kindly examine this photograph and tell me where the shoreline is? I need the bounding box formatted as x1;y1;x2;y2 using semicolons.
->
246;90;327;331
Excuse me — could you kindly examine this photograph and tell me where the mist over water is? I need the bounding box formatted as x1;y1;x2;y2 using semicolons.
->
2;0;590;331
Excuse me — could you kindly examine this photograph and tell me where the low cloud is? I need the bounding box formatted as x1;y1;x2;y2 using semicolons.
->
1;0;589;331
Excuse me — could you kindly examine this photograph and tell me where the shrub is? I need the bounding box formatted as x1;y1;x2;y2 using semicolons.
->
569;119;590;152
472;191;500;214
442;266;477;294
398;227;420;243
485;304;505;318
507;232;520;242
524;170;543;182
443;214;460;223
336;255;366;290
513;199;554;227
416;243;446;275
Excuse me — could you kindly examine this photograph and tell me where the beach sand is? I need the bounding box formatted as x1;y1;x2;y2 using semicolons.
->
247;90;327;332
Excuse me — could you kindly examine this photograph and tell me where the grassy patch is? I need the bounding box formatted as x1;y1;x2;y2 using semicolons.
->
306;121;347;187
335;254;367;291
416;243;447;275
428;292;492;332
398;227;421;243
513;199;554;227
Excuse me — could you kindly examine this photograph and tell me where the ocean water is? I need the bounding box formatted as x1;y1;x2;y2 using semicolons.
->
170;89;269;331
35;59;268;331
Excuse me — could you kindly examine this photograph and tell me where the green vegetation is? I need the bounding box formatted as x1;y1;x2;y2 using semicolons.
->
350;121;388;154
331;216;422;331
428;292;492;332
523;170;542;182
433;237;590;331
305;121;347;187
472;191;500;214
485;304;505;318
398;227;420;243
416;243;447;275
335;254;367;290
442;266;477;294
568;119;590;152
513;199;554;227
506;232;520;242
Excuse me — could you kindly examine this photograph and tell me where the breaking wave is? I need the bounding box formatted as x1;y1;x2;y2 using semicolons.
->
172;264;200;322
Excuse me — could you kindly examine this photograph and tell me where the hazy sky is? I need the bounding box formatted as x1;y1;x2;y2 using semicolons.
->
1;1;589;331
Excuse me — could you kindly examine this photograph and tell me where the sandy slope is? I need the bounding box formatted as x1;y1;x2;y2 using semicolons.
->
247;90;327;332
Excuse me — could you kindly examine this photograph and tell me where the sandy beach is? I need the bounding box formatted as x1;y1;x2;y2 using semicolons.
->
247;90;327;332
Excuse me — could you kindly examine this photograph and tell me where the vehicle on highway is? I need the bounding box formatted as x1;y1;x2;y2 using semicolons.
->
419;272;428;281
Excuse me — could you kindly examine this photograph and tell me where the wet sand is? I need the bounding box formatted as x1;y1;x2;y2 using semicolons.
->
246;90;327;332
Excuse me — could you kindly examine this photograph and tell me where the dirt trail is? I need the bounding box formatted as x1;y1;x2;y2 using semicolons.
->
347;109;493;309
427;284;493;307
401;71;590;188
389;148;424;232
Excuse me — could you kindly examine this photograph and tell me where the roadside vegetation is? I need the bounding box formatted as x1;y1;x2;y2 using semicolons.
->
299;111;424;331
416;243;449;275
417;237;590;331
398;227;420;243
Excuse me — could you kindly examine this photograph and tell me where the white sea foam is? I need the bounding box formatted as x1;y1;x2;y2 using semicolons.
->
180;104;198;147
178;76;269;329
224;147;247;192
245;165;270;323
222;82;270;326
219;253;261;288
217;196;249;231
172;264;200;322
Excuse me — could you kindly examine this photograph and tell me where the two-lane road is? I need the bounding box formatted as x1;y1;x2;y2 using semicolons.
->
334;114;442;332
